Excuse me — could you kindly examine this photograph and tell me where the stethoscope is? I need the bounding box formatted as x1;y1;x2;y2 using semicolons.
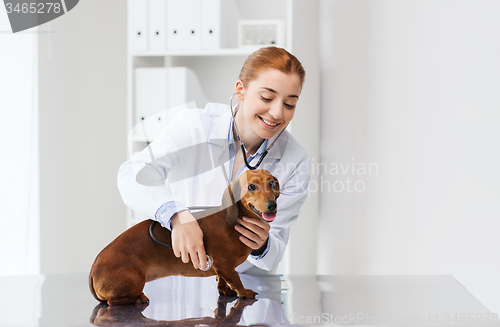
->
229;92;288;170
149;94;288;270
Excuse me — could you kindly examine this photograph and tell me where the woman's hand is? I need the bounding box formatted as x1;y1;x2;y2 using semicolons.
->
234;216;271;251
170;210;208;270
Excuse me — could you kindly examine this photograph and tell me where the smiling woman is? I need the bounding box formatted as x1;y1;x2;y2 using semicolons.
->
231;46;305;175
117;46;311;275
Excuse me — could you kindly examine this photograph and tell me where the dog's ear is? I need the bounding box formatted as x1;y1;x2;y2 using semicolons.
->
273;176;280;199
222;179;241;225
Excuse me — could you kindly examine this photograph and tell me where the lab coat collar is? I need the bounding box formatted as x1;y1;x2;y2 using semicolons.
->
220;106;283;160
207;105;284;165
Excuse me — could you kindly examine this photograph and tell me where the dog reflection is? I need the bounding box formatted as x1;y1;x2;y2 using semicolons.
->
90;296;256;327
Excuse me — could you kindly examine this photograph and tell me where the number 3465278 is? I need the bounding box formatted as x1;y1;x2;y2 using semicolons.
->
5;2;62;14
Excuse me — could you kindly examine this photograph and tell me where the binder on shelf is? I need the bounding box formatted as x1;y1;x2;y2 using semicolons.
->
148;0;166;51
182;0;202;51
133;67;210;142
134;68;168;131
201;0;221;50
128;0;148;52
166;0;183;50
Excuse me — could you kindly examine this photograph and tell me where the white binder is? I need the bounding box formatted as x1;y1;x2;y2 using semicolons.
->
166;0;183;50
182;0;202;51
134;68;168;127
128;0;148;52
148;0;166;51
134;67;210;135
201;0;221;50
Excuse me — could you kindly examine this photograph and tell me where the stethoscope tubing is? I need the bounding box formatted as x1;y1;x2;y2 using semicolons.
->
229;92;287;170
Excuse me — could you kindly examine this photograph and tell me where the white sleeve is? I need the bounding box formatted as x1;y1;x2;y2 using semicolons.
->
117;111;191;223
246;153;310;271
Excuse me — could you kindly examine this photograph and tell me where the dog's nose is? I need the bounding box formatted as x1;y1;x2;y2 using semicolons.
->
266;201;277;212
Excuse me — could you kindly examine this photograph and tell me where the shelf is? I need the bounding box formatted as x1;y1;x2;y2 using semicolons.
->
125;0;321;251
130;47;265;57
129;134;150;143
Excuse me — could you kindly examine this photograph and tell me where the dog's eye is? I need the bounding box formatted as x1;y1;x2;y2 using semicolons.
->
248;184;256;191
269;181;276;189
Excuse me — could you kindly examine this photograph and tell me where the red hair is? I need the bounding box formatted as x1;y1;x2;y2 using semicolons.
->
239;46;305;88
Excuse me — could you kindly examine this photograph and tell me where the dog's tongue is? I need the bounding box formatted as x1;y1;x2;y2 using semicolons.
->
262;212;276;222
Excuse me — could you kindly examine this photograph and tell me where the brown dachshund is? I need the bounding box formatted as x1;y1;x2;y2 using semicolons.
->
89;169;280;306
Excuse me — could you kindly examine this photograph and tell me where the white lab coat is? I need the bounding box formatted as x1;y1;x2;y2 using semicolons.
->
117;103;310;272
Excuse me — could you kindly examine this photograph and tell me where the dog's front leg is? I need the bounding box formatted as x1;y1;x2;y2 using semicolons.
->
214;267;257;299
216;274;237;297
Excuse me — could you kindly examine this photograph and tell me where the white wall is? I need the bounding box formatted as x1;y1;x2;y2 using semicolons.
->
0;10;39;275
38;0;127;274
283;0;321;275
318;0;500;313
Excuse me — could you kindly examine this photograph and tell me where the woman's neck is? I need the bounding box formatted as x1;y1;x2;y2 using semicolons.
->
234;108;264;155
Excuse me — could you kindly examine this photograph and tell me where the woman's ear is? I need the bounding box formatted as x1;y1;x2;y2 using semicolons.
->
222;179;241;225
235;80;244;101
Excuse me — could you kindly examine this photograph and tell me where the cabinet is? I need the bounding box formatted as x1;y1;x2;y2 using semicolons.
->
126;0;320;274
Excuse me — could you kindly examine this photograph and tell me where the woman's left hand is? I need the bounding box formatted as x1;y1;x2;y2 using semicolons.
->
235;216;270;250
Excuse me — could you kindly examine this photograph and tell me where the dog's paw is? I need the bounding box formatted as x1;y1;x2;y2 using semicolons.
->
134;293;150;308
237;289;257;299
218;287;238;297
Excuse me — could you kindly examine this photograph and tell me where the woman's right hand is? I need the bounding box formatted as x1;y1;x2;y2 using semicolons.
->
170;210;208;270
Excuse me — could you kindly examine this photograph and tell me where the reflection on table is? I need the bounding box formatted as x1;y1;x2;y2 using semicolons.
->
90;272;295;327
1;272;497;326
